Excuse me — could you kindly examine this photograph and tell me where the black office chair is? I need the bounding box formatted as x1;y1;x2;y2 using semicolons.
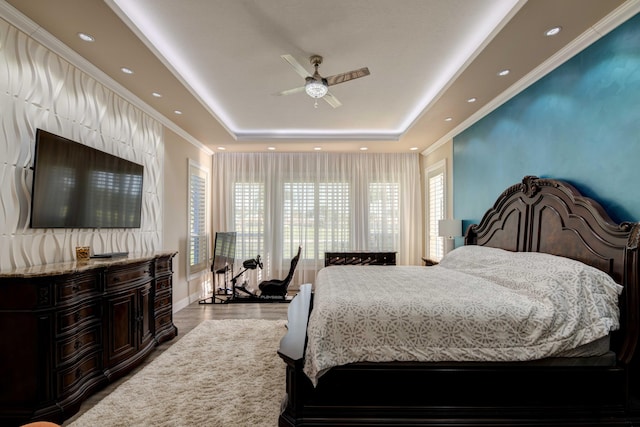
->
258;246;301;298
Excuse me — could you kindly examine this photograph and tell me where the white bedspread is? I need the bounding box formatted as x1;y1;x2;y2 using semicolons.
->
303;246;622;385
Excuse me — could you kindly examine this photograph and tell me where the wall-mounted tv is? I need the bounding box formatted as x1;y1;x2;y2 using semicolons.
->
30;129;144;229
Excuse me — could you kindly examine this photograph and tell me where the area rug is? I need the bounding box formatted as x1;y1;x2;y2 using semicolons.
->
68;319;288;427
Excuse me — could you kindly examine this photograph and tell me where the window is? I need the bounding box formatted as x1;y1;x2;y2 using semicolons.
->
188;160;209;276
318;182;351;255
283;182;350;259
368;182;399;251
214;152;421;279
283;182;314;260
233;182;264;259
426;161;446;261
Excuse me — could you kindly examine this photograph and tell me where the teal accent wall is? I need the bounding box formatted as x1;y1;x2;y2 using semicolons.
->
454;12;640;229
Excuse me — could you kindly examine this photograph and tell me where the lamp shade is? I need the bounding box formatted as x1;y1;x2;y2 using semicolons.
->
305;79;328;98
438;219;462;238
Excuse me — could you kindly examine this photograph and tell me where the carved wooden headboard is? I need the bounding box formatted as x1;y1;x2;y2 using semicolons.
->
465;176;640;362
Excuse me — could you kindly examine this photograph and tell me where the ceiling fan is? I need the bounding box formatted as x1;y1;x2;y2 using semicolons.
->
275;54;370;108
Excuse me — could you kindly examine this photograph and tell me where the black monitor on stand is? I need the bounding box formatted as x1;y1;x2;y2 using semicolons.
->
200;231;236;304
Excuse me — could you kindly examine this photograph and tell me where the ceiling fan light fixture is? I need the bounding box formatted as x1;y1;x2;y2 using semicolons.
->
305;79;328;98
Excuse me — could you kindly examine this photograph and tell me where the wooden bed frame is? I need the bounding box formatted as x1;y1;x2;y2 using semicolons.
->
278;176;640;426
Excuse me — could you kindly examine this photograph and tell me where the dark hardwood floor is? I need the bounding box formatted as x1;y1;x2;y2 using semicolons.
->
61;299;290;425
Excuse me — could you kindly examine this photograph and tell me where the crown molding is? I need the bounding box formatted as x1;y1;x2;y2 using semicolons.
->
0;0;213;156
423;0;640;157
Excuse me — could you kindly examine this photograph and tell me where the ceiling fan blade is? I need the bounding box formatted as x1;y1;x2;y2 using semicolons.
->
281;54;311;79
326;67;370;86
274;86;305;96
323;92;342;108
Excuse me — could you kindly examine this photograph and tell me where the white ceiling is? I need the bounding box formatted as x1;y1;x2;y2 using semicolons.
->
108;0;520;140
3;0;638;153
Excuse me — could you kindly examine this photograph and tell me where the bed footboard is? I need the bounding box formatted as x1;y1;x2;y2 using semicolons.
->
278;283;314;425
277;285;630;426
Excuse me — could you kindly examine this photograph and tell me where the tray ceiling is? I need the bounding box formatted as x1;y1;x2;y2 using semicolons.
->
3;0;635;153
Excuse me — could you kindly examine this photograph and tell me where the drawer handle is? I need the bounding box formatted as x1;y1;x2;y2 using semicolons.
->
74;312;81;322
74;340;81;350
75;368;82;379
72;285;80;292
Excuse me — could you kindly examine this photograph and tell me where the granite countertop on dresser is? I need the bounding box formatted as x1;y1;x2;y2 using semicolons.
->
0;251;177;278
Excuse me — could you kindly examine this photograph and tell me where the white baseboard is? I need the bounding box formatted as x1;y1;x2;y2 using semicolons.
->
173;292;200;313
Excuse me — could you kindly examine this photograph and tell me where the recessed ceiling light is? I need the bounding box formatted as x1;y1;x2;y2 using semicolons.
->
77;32;95;42
314;147;322;151
120;67;134;75
545;26;562;37
267;146;276;151
445;117;453;122
152;92;162;98
217;146;226;151
410;147;418;151
360;147;368;151
497;69;510;76
174;110;182;115
467;97;477;103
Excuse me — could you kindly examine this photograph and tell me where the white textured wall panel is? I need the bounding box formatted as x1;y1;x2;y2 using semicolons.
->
0;18;163;270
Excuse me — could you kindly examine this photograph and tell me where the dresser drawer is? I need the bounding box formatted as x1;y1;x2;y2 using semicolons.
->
57;273;100;303
56;301;101;335
105;262;152;288
345;254;363;265
372;252;396;265
155;310;173;331
324;251;397;266
325;254;345;266
154;292;172;311
156;257;173;275
56;325;102;366
155;277;172;293
57;352;102;396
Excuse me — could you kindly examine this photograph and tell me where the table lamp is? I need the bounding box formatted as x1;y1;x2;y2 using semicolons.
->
438;219;462;255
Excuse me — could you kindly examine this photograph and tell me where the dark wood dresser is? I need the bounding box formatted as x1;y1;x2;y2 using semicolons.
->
324;251;396;267
0;252;177;426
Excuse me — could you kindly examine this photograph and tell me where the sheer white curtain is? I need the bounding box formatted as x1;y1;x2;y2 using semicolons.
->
212;152;422;289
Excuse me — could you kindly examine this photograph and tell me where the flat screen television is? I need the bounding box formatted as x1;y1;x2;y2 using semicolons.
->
30;129;144;229
212;232;236;274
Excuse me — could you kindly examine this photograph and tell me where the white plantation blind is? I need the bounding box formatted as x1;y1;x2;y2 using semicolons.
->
318;182;350;256
369;182;400;251
188;161;209;275
283;182;351;259
233;182;264;259
283;182;314;260
427;165;445;261
213;153;422;284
